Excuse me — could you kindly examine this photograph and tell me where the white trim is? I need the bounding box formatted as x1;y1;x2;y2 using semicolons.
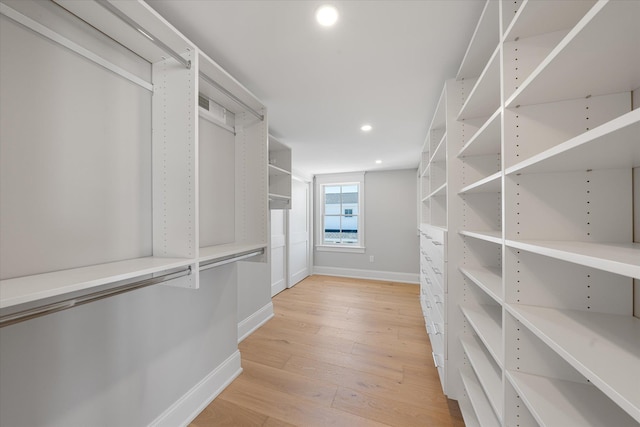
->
0;3;153;92
149;350;242;427
237;302;274;343
315;245;366;254
312;266;419;284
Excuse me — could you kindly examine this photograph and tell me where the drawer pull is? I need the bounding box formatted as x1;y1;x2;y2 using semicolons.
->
431;240;442;246
433;295;442;304
425;277;432;285
433;323;442;335
432;267;442;275
432;352;441;368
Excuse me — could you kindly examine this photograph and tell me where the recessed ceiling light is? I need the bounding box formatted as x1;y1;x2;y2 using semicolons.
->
316;5;338;27
360;124;372;132
375;160;382;164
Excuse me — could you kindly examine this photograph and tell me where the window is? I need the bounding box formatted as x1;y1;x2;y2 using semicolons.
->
315;172;365;252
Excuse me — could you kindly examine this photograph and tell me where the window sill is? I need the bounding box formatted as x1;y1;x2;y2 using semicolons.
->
315;245;366;254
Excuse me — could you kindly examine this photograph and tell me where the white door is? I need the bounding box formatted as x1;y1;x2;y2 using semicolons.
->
270;209;287;297
288;177;311;287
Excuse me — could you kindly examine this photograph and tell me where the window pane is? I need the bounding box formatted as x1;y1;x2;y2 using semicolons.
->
323;216;341;244
324;186;342;215
342;215;358;243
340;185;358;214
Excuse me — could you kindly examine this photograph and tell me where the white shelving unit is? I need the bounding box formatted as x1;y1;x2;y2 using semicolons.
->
0;0;269;323
268;136;292;209
418;0;640;424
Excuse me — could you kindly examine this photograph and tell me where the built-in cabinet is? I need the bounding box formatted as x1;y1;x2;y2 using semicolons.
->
268;136;292;210
419;1;640;425
0;0;268;333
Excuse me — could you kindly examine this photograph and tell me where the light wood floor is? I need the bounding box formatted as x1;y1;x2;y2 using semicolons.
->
190;275;465;427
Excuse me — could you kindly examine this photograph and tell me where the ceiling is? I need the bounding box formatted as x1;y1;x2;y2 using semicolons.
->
145;0;484;177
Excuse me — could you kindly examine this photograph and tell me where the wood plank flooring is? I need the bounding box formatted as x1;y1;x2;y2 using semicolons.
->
190;275;465;427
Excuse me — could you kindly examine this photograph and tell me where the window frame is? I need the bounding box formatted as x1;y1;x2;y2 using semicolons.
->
315;172;365;253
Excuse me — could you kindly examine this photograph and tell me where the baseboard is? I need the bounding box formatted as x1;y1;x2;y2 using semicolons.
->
288;269;309;288
149;350;242;427
312;266;419;284
237;302;274;343
271;279;286;296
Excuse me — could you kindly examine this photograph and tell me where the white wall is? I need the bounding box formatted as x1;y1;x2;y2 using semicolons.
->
314;169;419;282
0;266;238;426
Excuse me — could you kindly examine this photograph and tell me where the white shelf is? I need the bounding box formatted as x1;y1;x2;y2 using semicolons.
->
268;164;291;176
507;370;639;427
427;183;447;199
460;367;501;427
458;108;501;158
505;240;640;279
503;0;597;42
460;304;503;368
198;242;266;264
457;0;499;80
505;109;640;175
429;132;447;163
460;230;502;245
0;257;194;310
506;1;640;107
457;395;481;427
507;304;640;422
459;266;502;304
461;335;503;421
459;171;501;194
458;45;501;120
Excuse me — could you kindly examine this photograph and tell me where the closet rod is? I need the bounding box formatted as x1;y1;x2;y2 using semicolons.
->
95;0;191;69
199;72;265;121
0;266;192;328
199;249;264;272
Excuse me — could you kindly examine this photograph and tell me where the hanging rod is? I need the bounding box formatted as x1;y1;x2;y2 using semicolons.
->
199;249;264;272
0;266;192;328
199;72;264;122
95;0;191;69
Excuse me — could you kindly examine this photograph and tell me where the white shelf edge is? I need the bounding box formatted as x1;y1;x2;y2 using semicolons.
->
505;108;640;175
427;183;447;200
460;230;502;245
198;242;267;264
460;335;504;420
0;257;195;310
459;171;501;194
506;370;640;427
268;193;291;200
268;164;291;176
459;367;501;427
505;304;640;422
456;0;499;80
459;266;502;304
428;132;447;164
428;85;448;132
505;239;640;279
458;108;502;158
457;44;501;121
460;304;504;368
457;394;481;427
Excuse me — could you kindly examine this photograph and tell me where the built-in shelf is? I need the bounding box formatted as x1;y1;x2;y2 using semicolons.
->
503;0;597;42
458;108;501;158
459;266;502;304
506;1;640;107
460;304;503;368
0;257;194;310
461;335;503;421
457;0;499;80
268;136;292;209
460;367;501;427
459;171;501;194
507;370;639;427
505;109;640;175
198;242;266;264
427;183;447;199
268;164;290;176
460;230;502;245
505;240;640;279
429;133;447;163
458;395;481;427
458;45;501;120
506;304;640;422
